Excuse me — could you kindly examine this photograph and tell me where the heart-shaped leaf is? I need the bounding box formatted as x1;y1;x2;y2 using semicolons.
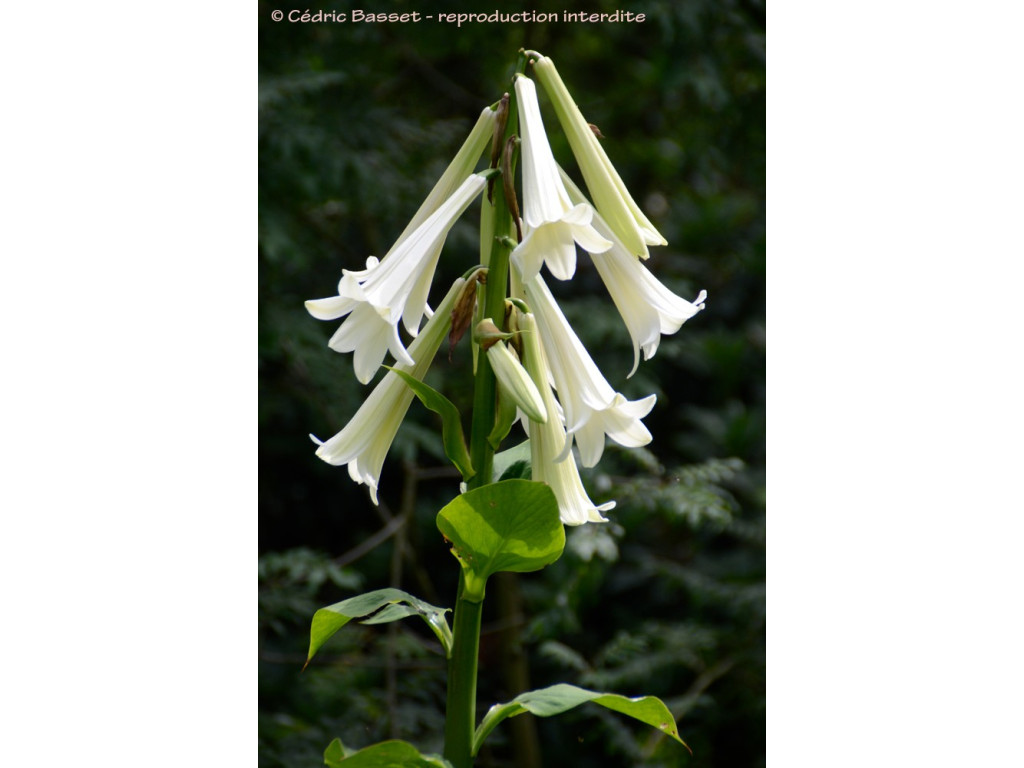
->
436;479;562;601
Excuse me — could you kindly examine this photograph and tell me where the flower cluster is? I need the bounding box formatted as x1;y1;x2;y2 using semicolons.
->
306;55;706;525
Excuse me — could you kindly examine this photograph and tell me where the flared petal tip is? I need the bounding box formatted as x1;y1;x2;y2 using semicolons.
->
347;463;382;505
561;499;615;526
305;296;354;321
572;223;614;256
314;443;346;466
367;483;381;506
626;345;642;379
640;226;668;248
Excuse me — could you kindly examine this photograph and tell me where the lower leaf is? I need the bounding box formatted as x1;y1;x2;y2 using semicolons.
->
324;739;453;767
306;588;452;668
472;683;689;756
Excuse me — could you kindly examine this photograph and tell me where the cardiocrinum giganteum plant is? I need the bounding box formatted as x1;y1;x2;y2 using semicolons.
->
301;50;707;768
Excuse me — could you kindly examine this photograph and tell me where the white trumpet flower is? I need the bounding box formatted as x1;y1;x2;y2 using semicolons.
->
531;54;667;259
523;274;656;468
510;75;611;282
518;312;615;525
305;173;486;384
593;247;707;378
560;168;706;377
311;278;466;504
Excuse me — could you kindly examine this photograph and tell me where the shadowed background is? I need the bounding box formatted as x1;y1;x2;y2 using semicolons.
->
259;1;764;765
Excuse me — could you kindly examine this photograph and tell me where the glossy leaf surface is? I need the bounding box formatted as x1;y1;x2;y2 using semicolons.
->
323;738;454;767
435;479;563;600
306;588;452;667
473;683;689;756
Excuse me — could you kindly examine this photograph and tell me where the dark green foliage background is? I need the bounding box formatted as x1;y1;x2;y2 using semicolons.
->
259;1;764;765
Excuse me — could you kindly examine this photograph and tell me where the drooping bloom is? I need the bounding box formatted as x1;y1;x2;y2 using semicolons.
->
530;54;666;259
510;75;611;282
518;311;615;525
311;278;467;504
305;173;486;383
560;168;707;377
522;274;657;468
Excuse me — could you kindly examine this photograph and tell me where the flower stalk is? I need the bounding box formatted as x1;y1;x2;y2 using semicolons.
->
443;49;530;768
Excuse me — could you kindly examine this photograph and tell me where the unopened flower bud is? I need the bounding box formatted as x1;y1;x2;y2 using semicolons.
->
486;340;548;424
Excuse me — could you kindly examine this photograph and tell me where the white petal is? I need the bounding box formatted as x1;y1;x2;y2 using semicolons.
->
557;167;705;375
524;275;659;464
541;224;578;281
570;220;614;255
603;412;653;449
531;57;655;258
515;76;572;227
358;175;484;318
309;174;485;381
517;311;615;525
401;240;444;336
510;226;548;283
526;275;616;412
305;295;357;321
328;304;392;384
513;77;614;280
561;202;593;226
385;321;416;368
573;417;608;468
313;278;467;502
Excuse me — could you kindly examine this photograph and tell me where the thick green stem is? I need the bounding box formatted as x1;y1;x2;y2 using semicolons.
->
444;50;529;768
466;189;515;492
443;578;485;768
467;53;527;493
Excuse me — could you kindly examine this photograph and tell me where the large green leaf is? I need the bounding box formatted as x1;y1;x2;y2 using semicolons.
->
472;683;689;756
388;368;474;482
323;738;453;767
435;479;563;601
306;589;452;667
